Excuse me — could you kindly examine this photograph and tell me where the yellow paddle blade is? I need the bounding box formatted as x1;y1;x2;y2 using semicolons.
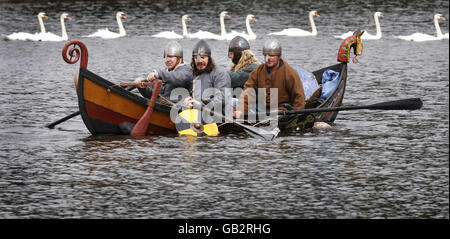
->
176;109;219;137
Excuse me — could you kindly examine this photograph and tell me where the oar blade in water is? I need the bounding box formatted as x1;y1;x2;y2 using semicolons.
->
243;125;280;141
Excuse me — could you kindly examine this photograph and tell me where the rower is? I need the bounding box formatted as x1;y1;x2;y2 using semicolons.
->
233;38;306;119
183;39;231;115
134;41;193;103
227;36;261;92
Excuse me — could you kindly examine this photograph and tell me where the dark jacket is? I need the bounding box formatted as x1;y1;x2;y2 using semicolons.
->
229;63;259;89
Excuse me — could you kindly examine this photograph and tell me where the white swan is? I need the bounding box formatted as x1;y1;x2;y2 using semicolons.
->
269;10;320;37
185;12;231;40
188;30;222;40
225;14;258;41
151;30;183;39
29;13;72;42
395;13;447;42
152;12;230;39
219;11;232;38
151;14;190;39
5;12;48;41
152;15;191;38
181;15;191;38
86;11;126;39
334;12;384;40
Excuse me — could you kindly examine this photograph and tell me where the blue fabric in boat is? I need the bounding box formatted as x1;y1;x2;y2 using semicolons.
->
291;65;319;101
320;69;340;99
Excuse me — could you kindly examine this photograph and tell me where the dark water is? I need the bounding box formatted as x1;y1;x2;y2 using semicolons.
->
0;0;448;218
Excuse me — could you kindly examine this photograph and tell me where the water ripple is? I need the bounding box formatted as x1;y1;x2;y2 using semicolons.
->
0;0;448;219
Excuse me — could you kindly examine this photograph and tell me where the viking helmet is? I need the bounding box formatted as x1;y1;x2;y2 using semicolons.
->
228;36;250;64
192;39;211;62
164;41;183;58
228;36;250;53
262;38;282;56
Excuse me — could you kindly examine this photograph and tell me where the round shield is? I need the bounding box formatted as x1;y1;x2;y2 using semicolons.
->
175;109;219;137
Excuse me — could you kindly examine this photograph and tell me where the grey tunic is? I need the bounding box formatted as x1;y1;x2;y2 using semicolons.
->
192;66;231;109
138;63;193;102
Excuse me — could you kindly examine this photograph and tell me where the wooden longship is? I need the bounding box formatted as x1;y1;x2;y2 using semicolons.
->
62;32;361;136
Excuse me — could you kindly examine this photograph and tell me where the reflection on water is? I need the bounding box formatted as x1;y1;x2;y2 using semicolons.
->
0;0;448;218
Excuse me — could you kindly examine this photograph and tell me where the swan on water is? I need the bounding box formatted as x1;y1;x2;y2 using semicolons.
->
151;30;184;39
225;14;258;41
181;15;191;38
188;29;222;40
4;12;48;41
185;12;231;40
334;12;384;40
151;14;190;39
152;12;230;40
395;13;447;42
152;15;192;38
269;10;320;37
28;13;72;42
86;11;127;39
219;11;232;39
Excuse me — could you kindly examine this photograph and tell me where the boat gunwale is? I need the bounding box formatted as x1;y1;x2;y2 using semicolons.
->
76;62;347;135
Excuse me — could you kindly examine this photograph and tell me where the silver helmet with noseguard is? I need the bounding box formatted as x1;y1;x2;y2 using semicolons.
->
192;39;211;62
262;38;282;56
164;41;183;58
192;39;211;57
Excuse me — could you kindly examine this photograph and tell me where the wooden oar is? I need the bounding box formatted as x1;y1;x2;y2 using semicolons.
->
46;74;81;129
45;81;141;129
191;102;280;141
129;80;162;136
119;82;155;88
46;111;81;129
276;98;423;115
246;98;423;121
